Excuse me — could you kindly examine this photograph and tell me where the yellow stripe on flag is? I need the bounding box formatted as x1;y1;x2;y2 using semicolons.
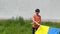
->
35;25;49;34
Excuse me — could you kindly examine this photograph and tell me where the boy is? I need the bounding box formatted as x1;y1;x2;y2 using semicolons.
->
32;9;41;34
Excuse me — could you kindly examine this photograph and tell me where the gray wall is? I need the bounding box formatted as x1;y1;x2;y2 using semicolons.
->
0;0;60;19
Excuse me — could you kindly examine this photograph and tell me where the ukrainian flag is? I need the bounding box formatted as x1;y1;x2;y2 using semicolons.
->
35;25;60;34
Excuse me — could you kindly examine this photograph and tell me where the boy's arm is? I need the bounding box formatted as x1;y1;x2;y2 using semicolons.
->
32;16;40;25
37;16;41;23
36;15;41;25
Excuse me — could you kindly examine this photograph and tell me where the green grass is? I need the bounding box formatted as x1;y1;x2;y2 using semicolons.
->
0;17;59;34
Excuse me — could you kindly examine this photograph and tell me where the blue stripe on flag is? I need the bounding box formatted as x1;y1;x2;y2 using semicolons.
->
48;27;59;34
59;28;60;34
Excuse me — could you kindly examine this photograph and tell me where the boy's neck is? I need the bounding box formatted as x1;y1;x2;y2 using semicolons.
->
35;13;39;15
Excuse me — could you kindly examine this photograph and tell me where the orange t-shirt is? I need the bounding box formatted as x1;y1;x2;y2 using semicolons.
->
32;13;41;28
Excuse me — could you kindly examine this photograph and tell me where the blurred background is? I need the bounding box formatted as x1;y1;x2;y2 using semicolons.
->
0;0;60;34
0;0;60;20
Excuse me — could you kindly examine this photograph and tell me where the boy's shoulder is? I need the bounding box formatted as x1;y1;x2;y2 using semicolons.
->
38;15;41;18
32;13;36;16
39;15;41;17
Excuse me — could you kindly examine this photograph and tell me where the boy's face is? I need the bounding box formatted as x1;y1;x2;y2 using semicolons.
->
36;12;39;15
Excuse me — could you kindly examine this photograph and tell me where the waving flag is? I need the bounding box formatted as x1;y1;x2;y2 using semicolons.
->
35;25;60;34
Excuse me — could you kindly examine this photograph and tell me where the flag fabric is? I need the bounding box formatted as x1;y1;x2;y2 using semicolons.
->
35;25;60;34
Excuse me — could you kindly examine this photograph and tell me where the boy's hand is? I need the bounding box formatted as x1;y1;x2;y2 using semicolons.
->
36;22;40;26
38;24;40;26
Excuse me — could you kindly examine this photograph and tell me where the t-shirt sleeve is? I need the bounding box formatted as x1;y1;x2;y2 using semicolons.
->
32;14;35;21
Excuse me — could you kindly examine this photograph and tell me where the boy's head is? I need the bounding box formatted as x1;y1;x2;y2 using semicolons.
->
35;9;40;14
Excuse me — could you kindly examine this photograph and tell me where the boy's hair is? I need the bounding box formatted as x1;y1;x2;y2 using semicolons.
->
35;9;40;12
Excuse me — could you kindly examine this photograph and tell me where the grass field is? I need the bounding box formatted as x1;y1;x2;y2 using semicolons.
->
0;17;59;34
